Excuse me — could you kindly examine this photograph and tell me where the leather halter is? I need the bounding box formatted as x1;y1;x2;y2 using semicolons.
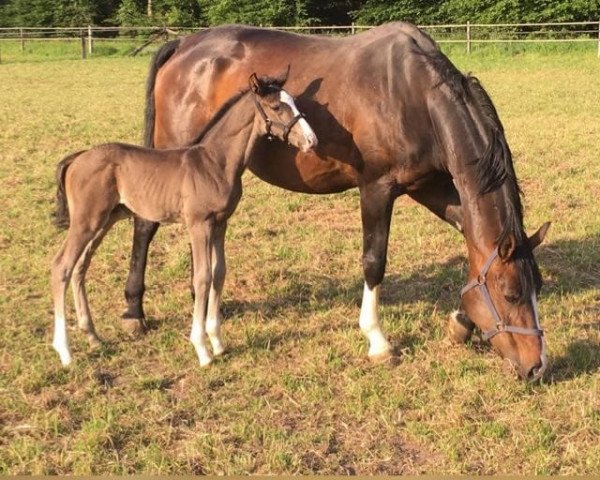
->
460;247;544;341
252;93;305;143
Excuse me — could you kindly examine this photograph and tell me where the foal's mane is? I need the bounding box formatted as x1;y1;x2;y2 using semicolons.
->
188;75;285;147
422;49;542;294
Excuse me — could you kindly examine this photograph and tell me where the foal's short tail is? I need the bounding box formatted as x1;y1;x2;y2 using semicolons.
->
53;151;85;229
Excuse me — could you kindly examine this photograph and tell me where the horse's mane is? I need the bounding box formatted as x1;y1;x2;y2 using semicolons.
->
188;75;285;146
422;49;542;295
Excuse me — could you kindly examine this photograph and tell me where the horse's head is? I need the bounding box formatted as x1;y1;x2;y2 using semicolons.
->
248;68;318;153
460;222;550;381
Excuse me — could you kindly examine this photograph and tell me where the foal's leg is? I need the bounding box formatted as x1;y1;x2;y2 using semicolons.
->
71;216;119;348
51;227;97;365
358;183;395;362
122;216;159;335
188;221;213;367
206;221;227;356
407;174;475;343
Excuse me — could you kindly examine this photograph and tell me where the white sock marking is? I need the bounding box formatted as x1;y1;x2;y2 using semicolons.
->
52;314;72;366
359;283;392;357
190;315;212;367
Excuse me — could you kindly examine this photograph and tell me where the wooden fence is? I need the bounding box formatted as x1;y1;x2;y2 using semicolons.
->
0;21;599;59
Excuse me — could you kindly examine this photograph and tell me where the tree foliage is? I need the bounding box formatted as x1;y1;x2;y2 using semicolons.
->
0;0;598;27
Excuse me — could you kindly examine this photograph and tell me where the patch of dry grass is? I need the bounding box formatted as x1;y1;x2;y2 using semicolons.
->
0;49;599;474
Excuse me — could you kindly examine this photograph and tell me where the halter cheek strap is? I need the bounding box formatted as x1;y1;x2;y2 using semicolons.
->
252;94;304;143
460;247;544;341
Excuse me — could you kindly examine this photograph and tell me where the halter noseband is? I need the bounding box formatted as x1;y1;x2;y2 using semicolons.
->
252;93;305;143
460;247;544;341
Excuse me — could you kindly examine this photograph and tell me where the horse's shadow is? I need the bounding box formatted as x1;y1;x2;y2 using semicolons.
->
220;233;600;380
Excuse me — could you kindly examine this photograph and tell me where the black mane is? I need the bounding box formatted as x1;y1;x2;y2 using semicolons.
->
187;88;250;146
423;50;542;295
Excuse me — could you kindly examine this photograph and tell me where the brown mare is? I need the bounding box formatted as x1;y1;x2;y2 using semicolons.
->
50;72;317;367
125;22;550;380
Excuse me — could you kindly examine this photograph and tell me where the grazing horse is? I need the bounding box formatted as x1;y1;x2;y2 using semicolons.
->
50;72;317;367
126;22;550;380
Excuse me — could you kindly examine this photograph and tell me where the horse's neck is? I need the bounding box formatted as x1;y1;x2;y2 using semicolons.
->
190;93;258;178
434;99;510;260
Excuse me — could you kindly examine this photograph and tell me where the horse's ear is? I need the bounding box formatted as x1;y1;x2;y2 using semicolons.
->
249;73;263;95
528;221;551;250
498;233;516;262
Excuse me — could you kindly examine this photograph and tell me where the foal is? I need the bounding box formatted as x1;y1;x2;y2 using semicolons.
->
51;72;318;367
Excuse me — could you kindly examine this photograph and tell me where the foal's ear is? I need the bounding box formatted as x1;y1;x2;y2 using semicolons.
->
249;73;263;95
498;233;516;262
528;221;551;250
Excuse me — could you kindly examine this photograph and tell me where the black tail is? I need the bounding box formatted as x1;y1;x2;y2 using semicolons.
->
53;151;85;229
144;39;180;148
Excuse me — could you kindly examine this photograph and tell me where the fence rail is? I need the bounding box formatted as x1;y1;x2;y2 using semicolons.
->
0;21;599;59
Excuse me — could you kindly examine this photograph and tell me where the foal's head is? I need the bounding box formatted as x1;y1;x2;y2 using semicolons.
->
249;69;318;153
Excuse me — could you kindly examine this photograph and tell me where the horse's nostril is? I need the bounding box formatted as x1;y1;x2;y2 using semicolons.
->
526;362;543;381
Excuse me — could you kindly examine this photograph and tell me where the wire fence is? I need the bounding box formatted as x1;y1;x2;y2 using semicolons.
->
0;21;599;60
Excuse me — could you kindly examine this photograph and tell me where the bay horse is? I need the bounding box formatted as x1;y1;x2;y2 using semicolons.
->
126;22;550;380
50;71;317;367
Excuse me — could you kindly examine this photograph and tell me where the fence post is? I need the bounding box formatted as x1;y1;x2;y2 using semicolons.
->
351;22;355;35
81;30;87;59
466;21;471;54
88;25;93;55
597;19;599;58
20;28;24;52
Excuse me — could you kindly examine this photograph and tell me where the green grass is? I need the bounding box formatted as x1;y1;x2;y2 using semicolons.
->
1;49;599;474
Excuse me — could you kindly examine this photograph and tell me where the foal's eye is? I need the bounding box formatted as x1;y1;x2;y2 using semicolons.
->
271;104;281;112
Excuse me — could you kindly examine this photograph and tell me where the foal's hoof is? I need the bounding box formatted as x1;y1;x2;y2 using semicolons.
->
120;318;147;337
368;349;400;366
448;310;475;344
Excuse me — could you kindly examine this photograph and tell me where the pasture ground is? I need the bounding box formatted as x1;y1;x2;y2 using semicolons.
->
0;46;599;474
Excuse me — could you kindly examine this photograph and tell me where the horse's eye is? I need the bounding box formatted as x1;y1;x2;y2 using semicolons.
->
271;104;281;112
504;293;520;304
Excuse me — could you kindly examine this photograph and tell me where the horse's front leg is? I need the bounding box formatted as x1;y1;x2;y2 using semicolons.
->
205;221;227;357
188;220;213;367
122;216;159;336
358;182;395;362
408;172;474;343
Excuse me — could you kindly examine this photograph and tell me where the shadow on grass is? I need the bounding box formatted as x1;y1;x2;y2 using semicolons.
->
536;234;600;295
549;339;600;383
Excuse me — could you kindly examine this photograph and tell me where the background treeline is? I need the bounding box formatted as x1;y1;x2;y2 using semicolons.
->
0;0;598;28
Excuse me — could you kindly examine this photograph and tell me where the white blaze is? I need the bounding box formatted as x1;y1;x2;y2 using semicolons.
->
279;90;318;147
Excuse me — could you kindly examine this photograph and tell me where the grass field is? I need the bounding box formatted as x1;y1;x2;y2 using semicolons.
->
0;46;599;474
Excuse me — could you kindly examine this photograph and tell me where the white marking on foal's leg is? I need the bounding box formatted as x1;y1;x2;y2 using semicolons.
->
206;291;225;357
52;314;72;366
190;315;213;367
279;90;318;146
359;283;392;358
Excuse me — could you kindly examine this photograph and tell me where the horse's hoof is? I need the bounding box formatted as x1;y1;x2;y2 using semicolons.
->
369;349;400;365
120;318;147;337
88;336;102;350
448;310;474;344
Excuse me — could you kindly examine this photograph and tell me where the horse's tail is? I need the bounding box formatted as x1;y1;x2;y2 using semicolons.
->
144;39;180;148
53;150;85;229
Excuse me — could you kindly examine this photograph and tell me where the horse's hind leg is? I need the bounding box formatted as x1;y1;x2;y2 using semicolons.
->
51;227;97;365
206;221;227;356
71;215;120;349
122;216;159;336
